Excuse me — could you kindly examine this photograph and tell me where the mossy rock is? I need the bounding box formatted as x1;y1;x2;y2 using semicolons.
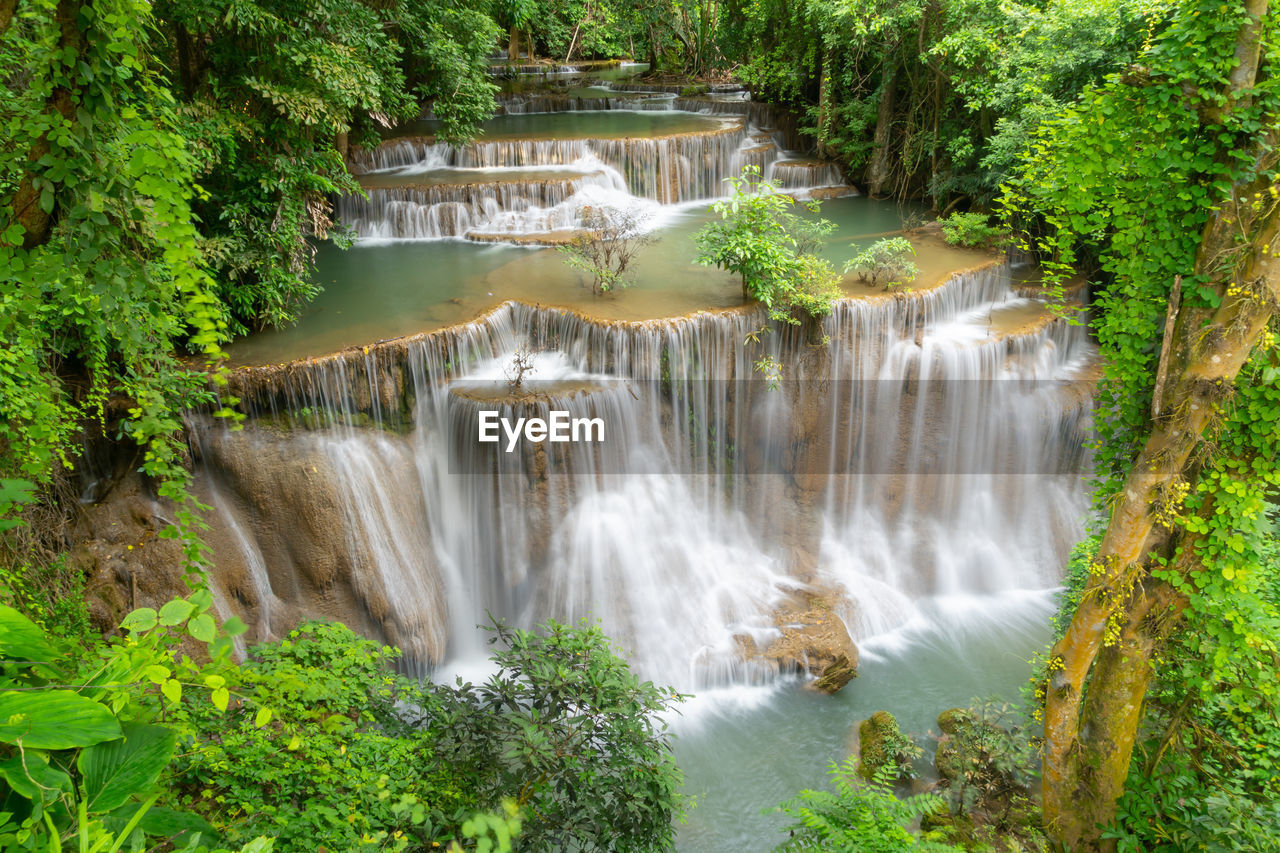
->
934;708;1000;784
937;707;972;735
679;84;709;97
811;653;856;694
858;710;904;780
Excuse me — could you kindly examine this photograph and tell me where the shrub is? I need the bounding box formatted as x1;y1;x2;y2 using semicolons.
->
1108;752;1280;852
427;619;685;852
696;166;844;324
173;622;473;851
558;206;655;295
176;618;679;853
845;237;919;288
938;212;1005;249
0;593;268;852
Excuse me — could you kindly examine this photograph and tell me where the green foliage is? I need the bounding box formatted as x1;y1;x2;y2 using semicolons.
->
0;594;263;852
0;481;35;534
696;166;844;324
1;0;231;509
155;0;499;333
933;702;1038;839
428;618;685;852
176;618;679;852
720;0;1161;203
1;554;92;642
1;0;501;517
1005;0;1280;842
938;212;1005;249
1108;750;1280;852
774;758;960;852
845;237;919;289
1106;502;1280;850
173;621;470;851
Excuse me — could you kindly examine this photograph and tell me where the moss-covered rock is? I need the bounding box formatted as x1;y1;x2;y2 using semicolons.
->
858;710;912;780
937;707;972;735
811;653;856;693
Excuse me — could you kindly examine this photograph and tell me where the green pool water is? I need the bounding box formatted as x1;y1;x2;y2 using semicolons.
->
226;197;985;366
388;109;736;141
672;592;1055;851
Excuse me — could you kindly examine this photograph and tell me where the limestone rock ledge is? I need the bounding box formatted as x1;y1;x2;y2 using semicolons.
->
736;585;859;693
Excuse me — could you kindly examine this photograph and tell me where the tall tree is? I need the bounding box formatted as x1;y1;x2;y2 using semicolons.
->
1006;0;1279;847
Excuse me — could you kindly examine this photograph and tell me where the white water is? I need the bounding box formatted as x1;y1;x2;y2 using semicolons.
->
339;99;850;241
194;263;1093;692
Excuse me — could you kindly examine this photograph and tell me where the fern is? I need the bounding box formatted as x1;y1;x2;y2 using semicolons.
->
775;757;960;852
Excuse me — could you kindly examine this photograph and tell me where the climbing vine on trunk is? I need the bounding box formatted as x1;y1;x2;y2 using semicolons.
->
1004;0;1279;848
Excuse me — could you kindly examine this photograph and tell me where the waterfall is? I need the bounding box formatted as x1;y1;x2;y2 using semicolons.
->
336;167;631;239
191;262;1094;690
340;92;839;242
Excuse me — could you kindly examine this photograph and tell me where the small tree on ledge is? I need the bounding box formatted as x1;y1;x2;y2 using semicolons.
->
693;166;843;325
846;237;920;289
506;345;535;393
558;205;656;296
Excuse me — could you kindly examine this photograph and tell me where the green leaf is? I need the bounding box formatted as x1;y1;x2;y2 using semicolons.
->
189;588;214;612
0;690;121;749
0;606;58;663
211;687;229;712
121;608;158;633
254;707;272;728
135;806;217;843
158;599;195;627
78;723;177;813
0;751;71;803
187;613;216;643
161;679;182;705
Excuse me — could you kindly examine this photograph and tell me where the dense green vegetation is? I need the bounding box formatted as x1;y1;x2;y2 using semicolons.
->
0;592;676;851
3;0;1278;849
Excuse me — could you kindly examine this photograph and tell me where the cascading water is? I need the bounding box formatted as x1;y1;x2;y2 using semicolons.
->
338;86;850;242
192;262;1093;693
181;70;1097;850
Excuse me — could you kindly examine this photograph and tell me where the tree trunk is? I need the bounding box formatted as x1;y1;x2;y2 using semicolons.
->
1;0;19;39
866;59;898;198
508;24;520;61
816;46;832;159
176;23;195;97
6;0;83;250
1042;135;1280;850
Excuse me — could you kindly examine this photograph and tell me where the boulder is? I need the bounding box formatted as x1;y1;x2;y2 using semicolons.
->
738;586;859;693
812;654;857;694
858;710;910;780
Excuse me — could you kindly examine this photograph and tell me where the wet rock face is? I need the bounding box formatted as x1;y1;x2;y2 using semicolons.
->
76;475;192;637
737;586;859;693
193;424;446;665
75;421;445;666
